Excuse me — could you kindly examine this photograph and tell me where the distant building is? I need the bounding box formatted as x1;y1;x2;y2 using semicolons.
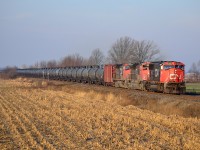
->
185;73;200;82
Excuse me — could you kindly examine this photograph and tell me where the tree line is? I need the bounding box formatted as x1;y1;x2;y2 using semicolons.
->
23;36;162;68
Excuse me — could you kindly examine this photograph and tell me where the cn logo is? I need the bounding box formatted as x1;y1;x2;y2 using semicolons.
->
170;74;178;79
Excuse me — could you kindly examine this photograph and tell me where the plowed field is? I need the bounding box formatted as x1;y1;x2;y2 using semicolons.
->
0;78;200;149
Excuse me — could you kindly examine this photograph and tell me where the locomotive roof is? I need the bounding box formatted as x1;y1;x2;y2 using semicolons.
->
151;61;183;63
147;61;185;65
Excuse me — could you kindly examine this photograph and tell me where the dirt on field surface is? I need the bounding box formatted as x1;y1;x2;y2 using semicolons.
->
0;78;200;149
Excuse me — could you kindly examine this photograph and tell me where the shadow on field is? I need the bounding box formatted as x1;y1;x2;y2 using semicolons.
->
126;96;200;118
186;92;200;96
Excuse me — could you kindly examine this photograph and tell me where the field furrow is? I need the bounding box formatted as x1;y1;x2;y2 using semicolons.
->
0;99;30;149
1;94;57;150
12;88;91;149
0;78;200;149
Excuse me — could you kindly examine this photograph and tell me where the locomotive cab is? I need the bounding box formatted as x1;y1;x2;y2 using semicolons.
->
114;64;131;80
160;62;185;83
138;61;186;94
149;63;160;81
112;64;132;88
160;61;185;94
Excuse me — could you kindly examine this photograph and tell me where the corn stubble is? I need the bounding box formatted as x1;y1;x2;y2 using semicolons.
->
0;78;200;149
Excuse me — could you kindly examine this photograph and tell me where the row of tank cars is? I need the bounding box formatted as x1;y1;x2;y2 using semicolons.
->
17;65;105;84
16;61;186;94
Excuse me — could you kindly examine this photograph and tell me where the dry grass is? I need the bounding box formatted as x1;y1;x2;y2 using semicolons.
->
0;78;200;149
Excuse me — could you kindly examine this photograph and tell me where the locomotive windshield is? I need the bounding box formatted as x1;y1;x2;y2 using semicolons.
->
164;65;174;70
164;65;184;70
175;65;184;70
125;66;130;70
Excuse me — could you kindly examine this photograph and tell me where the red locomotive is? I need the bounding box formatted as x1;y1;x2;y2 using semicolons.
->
104;61;186;94
16;61;186;94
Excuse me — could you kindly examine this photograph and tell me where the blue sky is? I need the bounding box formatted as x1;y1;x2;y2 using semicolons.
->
0;0;200;71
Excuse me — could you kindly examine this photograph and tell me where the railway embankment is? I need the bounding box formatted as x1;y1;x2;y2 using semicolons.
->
18;77;200;119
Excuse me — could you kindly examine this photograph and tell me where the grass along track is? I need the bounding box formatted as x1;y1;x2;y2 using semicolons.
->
186;82;200;94
0;78;200;149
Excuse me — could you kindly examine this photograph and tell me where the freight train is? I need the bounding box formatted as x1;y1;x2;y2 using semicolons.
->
16;61;186;94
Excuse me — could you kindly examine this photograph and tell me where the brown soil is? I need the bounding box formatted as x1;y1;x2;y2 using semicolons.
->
36;78;200;119
0;78;200;149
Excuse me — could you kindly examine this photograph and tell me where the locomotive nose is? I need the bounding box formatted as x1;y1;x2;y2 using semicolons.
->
174;70;179;81
170;74;177;80
170;72;179;82
170;69;183;82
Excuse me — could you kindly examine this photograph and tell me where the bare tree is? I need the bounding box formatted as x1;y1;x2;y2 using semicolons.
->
131;40;160;63
189;62;198;73
1;66;17;79
47;60;57;68
188;62;200;82
31;62;40;68
88;49;105;65
39;61;48;68
197;60;200;73
59;53;86;67
108;37;161;64
108;36;135;64
59;55;73;67
72;53;84;66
